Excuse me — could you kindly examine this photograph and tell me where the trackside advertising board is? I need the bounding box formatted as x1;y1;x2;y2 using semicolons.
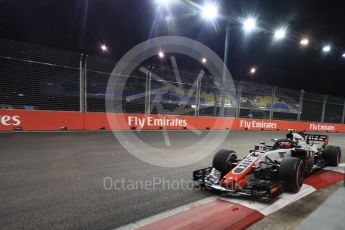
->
1;109;345;132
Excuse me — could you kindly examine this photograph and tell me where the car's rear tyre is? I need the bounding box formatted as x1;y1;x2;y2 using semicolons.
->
212;149;237;176
279;157;304;193
323;145;341;166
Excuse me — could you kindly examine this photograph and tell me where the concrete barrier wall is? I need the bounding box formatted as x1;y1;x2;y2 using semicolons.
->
1;109;344;132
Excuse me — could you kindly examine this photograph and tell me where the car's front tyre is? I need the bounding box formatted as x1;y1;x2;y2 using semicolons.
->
279;157;304;193
212;149;238;177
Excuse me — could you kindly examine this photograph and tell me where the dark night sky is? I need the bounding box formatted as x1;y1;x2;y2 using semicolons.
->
1;0;345;97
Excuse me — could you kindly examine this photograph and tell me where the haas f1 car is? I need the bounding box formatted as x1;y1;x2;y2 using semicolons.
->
193;131;341;199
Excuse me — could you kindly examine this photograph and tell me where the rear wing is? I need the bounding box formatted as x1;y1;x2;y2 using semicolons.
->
304;134;329;145
287;130;329;145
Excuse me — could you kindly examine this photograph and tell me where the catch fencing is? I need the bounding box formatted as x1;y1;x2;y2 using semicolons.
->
0;38;344;124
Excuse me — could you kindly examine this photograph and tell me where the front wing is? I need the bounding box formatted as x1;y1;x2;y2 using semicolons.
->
193;167;283;199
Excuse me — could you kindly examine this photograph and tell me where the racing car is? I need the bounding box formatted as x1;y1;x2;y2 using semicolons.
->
193;131;341;199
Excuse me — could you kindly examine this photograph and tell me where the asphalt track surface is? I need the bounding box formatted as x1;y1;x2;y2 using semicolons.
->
0;130;344;229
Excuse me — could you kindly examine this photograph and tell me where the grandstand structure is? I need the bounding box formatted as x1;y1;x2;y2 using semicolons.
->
0;38;344;124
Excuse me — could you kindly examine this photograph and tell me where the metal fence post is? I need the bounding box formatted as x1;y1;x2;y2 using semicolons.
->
297;90;304;121
235;81;243;118
219;88;225;117
195;70;205;116
145;66;153;115
269;87;277;120
321;95;328;122
341;101;345;124
79;53;85;112
84;55;88;112
213;90;218;117
219;22;230;118
145;67;149;114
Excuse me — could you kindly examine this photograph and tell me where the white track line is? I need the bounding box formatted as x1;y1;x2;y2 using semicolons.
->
220;184;316;216
115;196;218;230
324;165;345;174
260;184;316;216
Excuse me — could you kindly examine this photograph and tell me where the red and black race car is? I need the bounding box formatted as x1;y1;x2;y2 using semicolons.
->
193;131;341;199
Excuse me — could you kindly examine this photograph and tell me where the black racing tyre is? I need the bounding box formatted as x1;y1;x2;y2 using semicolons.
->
212;149;238;176
279;157;304;193
323;145;341;166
